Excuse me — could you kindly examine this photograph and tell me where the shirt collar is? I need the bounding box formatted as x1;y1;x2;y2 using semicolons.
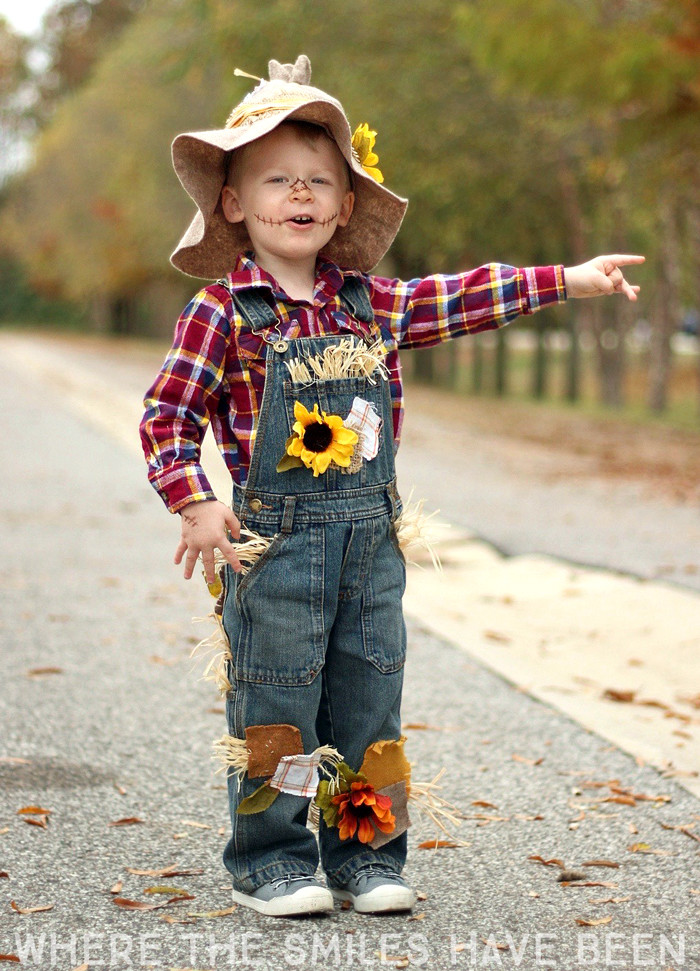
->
224;253;363;306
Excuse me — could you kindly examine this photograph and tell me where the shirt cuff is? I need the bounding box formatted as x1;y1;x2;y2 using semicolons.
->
149;464;217;514
522;265;567;313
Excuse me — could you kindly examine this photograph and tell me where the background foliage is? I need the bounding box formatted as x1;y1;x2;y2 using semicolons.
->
0;0;697;414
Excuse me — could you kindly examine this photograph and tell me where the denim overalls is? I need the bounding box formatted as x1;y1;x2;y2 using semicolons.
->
219;281;408;893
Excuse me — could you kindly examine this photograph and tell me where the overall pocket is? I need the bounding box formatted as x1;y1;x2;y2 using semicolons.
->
226;525;326;686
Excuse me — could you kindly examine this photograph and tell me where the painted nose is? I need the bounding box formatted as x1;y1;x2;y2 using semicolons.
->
289;178;313;199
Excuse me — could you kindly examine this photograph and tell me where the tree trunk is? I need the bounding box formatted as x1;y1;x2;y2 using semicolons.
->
532;314;547;399
472;334;483;393
565;304;580;403
495;328;508;396
648;194;682;413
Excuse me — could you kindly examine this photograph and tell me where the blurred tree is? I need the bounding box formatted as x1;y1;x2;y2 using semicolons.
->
455;0;699;412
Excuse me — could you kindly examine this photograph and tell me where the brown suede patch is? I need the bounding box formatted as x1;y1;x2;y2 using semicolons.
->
245;724;303;779
370;780;411;850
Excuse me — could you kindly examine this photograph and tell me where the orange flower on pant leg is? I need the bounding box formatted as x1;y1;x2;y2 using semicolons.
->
331;781;396;843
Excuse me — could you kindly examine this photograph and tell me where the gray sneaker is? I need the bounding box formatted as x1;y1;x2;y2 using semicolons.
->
331;864;416;913
232;874;334;917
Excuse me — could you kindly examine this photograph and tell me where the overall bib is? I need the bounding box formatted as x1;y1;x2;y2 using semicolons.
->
220;284;408;893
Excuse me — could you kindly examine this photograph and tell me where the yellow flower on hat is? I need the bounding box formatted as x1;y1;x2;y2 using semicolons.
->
285;401;358;477
351;123;384;184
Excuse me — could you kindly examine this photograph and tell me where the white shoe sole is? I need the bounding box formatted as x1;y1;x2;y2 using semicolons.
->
232;886;334;917
332;885;416;914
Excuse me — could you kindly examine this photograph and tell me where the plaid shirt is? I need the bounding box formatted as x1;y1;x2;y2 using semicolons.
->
140;254;566;512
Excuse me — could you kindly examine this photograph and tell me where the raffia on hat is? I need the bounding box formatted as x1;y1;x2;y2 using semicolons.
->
170;56;407;278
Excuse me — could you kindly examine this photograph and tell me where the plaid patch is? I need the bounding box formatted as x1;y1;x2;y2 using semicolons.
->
344;396;383;460
268;753;322;798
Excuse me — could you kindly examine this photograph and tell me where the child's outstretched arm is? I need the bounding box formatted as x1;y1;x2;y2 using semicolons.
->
174;499;243;583
564;255;645;301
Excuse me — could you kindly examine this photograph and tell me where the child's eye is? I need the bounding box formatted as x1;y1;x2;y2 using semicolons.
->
311;178;329;185
268;176;288;184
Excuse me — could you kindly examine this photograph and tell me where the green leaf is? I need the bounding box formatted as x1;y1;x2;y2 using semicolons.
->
276;453;304;473
236;782;280;815
337;762;367;786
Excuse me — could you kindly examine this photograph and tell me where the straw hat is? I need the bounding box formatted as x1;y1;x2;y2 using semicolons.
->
170;55;408;278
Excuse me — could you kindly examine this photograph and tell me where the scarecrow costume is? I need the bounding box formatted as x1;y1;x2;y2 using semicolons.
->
140;56;566;915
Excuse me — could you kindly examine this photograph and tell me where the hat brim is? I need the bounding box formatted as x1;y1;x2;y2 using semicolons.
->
170;99;407;278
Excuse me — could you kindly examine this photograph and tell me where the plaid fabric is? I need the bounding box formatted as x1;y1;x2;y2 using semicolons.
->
140;254;566;511
344;396;382;460
268;753;322;798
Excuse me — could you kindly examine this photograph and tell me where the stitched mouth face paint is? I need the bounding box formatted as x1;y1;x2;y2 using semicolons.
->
253;213;339;228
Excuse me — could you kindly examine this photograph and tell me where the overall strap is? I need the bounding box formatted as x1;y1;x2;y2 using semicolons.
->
217;280;278;332
337;276;374;324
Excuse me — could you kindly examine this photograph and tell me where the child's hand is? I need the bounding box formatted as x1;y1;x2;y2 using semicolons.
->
174;499;242;582
564;255;645;302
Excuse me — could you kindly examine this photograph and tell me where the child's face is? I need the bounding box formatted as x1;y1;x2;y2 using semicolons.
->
221;125;354;273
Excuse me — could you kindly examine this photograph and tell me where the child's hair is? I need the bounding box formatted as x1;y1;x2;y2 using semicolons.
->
225;120;353;190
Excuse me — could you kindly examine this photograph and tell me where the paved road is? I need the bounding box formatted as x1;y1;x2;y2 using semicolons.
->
396;385;700;594
2;342;700;968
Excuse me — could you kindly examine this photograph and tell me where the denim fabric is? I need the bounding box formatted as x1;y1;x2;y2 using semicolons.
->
221;325;408;893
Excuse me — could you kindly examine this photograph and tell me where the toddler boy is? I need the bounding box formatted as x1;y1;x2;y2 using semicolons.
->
140;55;643;917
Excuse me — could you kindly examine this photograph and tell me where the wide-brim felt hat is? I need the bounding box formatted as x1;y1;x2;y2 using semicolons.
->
170;55;408;278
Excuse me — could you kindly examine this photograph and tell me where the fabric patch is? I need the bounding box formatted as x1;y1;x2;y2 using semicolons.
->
344;397;382;460
245;724;303;779
370;780;411;850
268;752;322;798
359;736;411;794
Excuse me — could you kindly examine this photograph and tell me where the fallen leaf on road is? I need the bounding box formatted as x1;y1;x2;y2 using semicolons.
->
512;753;543;766
408;913;426;921
483;630;511;644
22;818;49;829
10;901;54;915
149;655;179;666
416;891;428;901
472;800;498;809
0;758;30;765
528;855;565;868
17;806;52;815
181;820;212;829
0;957;20;964
109;818;144;826
602;688;636;703
562;881;619;889
186;906;237;918
480;938;510;950
26;667;63;677
588;896;631;904
70;965;89;971
145;887;193;898
660;823;700;843
110;880;123;894
113;783;127;796
576;916;613;927
418;840;462;849
113;897;173;911
581;860;620;868
0;873;7;879
126;865;204;877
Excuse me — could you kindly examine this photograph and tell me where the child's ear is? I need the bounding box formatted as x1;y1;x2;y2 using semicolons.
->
336;191;355;228
221;185;246;224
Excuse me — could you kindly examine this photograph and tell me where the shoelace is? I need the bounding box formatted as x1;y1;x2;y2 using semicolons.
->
269;874;315;890
354;864;400;882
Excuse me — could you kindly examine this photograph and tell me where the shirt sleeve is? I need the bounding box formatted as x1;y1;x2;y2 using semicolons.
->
139;289;232;513
368;263;567;350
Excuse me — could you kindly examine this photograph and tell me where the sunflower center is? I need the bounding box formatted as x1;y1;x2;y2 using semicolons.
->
303;421;333;453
